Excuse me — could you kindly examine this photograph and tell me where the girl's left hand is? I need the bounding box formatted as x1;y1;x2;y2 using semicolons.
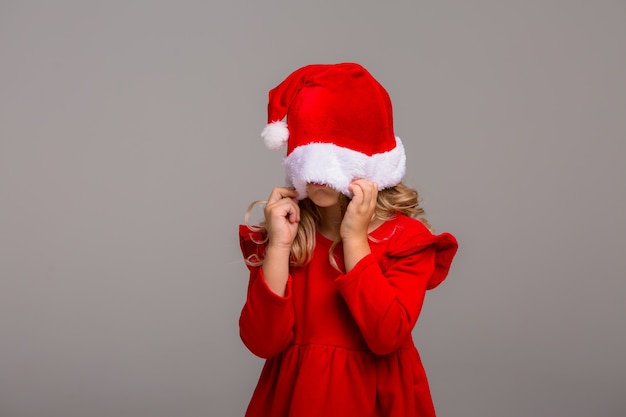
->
340;179;378;242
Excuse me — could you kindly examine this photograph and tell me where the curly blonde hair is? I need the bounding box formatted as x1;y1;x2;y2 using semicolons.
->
244;182;430;270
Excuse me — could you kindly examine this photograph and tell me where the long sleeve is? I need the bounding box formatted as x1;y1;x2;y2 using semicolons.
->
239;267;295;358
237;216;458;417
334;248;435;355
238;225;295;359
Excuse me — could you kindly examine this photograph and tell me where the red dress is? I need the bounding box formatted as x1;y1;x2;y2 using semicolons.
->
239;214;458;417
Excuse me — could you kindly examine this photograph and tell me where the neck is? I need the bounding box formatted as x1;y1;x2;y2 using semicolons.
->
317;205;343;241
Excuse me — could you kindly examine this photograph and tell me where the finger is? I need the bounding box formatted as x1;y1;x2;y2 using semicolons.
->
348;182;364;205
266;197;300;223
287;203;300;223
281;198;300;224
354;180;377;203
352;178;377;191
366;182;378;206
267;187;299;204
360;182;373;205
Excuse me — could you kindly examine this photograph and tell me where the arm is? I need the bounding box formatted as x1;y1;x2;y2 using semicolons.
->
261;187;300;296
239;266;295;358
340;179;378;271
238;187;300;358
338;179;441;355
335;247;436;355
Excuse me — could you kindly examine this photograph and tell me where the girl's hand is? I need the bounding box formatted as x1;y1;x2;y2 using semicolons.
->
264;187;300;250
340;179;378;242
341;179;378;271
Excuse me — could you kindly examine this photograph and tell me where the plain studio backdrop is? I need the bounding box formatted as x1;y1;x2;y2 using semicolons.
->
1;1;625;416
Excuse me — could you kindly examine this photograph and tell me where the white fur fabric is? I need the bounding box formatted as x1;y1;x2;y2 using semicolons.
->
283;137;406;199
261;121;289;150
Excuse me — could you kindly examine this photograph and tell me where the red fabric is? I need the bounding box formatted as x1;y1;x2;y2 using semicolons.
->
239;214;458;417
266;62;396;156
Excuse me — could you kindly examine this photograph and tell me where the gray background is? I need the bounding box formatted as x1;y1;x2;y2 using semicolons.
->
1;1;625;416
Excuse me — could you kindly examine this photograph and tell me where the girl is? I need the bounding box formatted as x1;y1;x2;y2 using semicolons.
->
238;63;458;417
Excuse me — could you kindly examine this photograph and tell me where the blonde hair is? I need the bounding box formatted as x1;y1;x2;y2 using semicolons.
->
244;182;430;270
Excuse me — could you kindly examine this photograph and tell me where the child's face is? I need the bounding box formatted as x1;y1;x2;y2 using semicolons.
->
306;183;342;208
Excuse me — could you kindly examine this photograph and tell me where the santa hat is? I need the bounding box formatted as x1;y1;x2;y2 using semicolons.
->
261;62;406;199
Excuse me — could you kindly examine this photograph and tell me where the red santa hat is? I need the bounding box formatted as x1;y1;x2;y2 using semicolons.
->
261;62;406;199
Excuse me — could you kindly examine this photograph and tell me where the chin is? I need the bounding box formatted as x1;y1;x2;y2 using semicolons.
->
306;184;341;207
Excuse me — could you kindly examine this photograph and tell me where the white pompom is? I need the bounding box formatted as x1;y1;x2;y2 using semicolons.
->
261;121;289;150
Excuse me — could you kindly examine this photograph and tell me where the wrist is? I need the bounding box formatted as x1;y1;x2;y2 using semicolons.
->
342;237;371;272
341;230;369;244
266;243;293;257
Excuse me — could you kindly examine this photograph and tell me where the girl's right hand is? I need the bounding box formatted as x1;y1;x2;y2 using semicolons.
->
264;187;300;250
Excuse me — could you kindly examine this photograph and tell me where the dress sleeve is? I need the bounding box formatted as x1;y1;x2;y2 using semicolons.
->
335;226;458;355
238;225;295;359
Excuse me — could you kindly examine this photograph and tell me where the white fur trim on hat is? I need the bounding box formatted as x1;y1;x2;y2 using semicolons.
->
283;136;406;199
261;121;289;150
